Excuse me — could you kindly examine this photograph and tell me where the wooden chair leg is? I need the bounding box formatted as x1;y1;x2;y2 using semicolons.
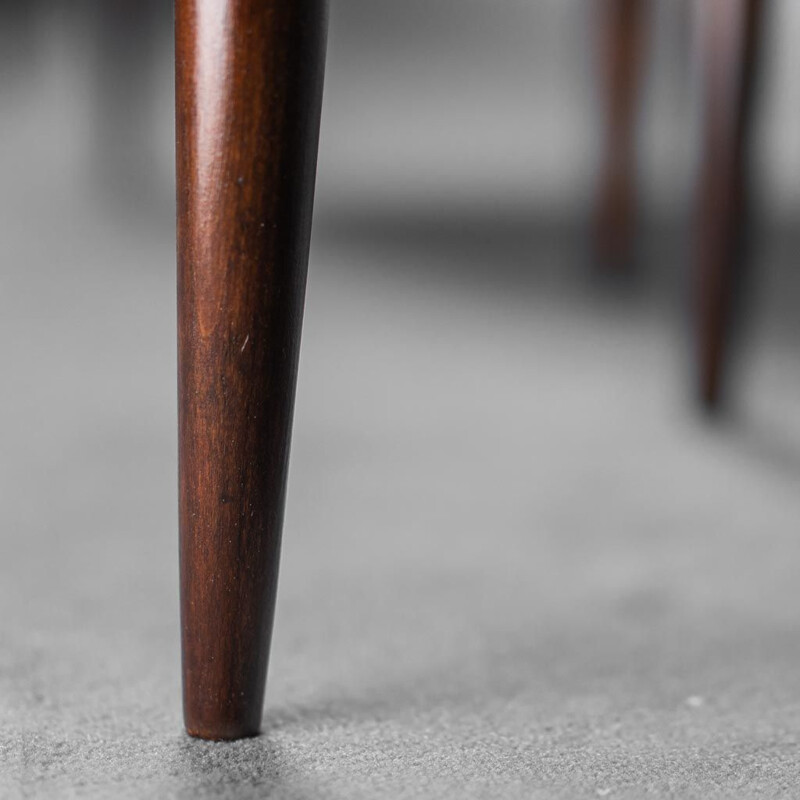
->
695;0;764;411
176;0;328;740
595;0;648;269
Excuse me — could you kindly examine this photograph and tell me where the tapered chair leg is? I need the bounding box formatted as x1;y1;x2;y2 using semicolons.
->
694;0;763;411
176;0;327;740
595;0;648;269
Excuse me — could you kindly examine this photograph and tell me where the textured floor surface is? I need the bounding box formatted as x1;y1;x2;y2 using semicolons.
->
2;187;800;798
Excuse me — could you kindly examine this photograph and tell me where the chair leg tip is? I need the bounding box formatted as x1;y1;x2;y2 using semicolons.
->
699;380;725;417
185;722;262;742
184;708;263;741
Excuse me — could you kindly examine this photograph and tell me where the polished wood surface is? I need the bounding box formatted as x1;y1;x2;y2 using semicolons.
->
695;0;764;410
176;0;327;740
595;0;648;269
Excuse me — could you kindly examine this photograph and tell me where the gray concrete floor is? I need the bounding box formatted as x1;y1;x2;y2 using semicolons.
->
3;170;800;797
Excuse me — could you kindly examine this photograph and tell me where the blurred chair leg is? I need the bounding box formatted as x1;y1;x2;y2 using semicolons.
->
176;0;327;740
595;0;648;269
92;0;164;205
695;0;764;411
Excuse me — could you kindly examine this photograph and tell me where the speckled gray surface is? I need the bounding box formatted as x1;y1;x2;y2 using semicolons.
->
3;186;800;798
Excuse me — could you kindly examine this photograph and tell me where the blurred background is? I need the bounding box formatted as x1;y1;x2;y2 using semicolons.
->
3;1;800;796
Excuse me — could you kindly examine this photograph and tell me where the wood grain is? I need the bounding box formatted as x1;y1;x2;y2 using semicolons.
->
695;0;764;410
176;0;327;740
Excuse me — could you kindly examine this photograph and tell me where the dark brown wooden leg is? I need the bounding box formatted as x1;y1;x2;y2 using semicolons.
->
595;0;648;269
176;0;327;740
695;0;763;411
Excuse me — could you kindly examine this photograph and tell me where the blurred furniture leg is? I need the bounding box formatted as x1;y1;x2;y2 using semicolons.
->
93;0;163;205
595;0;647;269
176;0;327;740
695;0;764;410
